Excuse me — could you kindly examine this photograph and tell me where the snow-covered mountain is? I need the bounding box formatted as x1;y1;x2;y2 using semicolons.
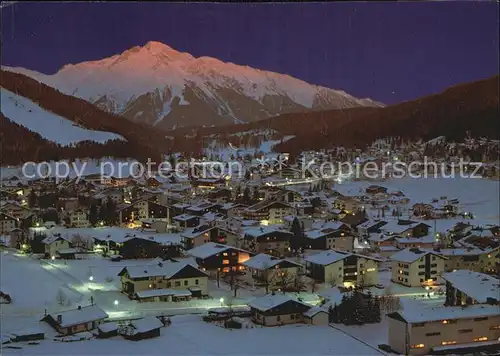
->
4;41;383;130
0;88;125;145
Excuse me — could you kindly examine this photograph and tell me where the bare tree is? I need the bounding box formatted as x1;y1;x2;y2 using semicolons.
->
293;273;307;293
71;234;86;251
261;264;276;294
276;270;293;293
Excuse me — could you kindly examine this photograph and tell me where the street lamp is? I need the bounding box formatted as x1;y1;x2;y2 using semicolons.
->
114;300;119;306
51;256;55;261
89;276;94;281
219;297;224;306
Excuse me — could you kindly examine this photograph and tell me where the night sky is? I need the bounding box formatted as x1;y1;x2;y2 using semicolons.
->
1;2;498;104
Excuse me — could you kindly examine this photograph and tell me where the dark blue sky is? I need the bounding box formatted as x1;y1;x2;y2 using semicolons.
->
1;2;498;104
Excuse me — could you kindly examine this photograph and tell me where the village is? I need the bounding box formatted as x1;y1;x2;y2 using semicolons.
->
1;137;499;355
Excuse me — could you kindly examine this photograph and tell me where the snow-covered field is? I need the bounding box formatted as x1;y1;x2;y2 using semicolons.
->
1;88;125;145
335;176;500;226
2;315;381;355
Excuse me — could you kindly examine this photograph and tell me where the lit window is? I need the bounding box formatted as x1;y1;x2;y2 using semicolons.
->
441;341;456;346
410;344;424;349
223;252;228;256
222;260;230;265
473;337;488;342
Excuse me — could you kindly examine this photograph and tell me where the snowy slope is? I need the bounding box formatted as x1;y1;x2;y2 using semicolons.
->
3;41;383;129
0;88;126;145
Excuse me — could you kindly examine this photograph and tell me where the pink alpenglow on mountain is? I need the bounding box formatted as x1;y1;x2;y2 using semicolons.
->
4;41;383;130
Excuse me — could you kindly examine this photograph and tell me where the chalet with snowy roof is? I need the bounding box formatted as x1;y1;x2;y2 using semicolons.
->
42;234;73;258
380;220;431;238
442;270;499;306
340;210;368;228
185;202;219;216
395;233;437;249
172;213;200;230
388;305;500;355
118;260;209;300
0;201;32;221
242;200;294;225
121;316;165;341
41;305;108;336
0;212;17;235
187;242;251;274
390;248;446;287
206;188;233;203
181;224;216;250
368;233;398;247
303;222;354;252
357;219;388;237
334;196;363;214
218;202;248;218
243;253;303;286
248;294;314;326
119;234;181;260
440;247;499;274
242;226;294;257
304;250;380;287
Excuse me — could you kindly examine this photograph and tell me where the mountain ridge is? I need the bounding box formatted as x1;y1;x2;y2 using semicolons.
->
2;41;383;130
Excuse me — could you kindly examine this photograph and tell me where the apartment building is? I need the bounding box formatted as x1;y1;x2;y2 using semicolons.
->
68;209;90;228
440;247;499;274
442;270;499;306
243;201;294;225
304;250;380;287
391;248;446;287
242;226;294;258
388;305;500;355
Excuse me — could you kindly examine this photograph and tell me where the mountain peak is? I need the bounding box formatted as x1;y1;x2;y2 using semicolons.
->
142;41;177;54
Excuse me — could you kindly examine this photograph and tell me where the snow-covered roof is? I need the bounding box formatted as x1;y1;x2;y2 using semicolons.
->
441;270;499;303
97;322;118;333
243;253;301;270
181;225;214;239
303;306;329;318
130;316;164;333
44;305;108;328
120;261;205;279
390;248;444;263
243;225;285;237
439;247;494;257
392;304;500;324
396;234;436;244
304;250;350;266
248;294;310;312
173;213;198;221
187;242;249;259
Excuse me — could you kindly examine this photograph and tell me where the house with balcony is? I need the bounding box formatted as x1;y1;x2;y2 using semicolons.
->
242;200;294;225
118;260;209;301
390;248;446;287
440;247;499;274
248;294;317;327
304;250;380;287
303;223;354;252
187;242;251;274
243;253;303;286
242;226;294;257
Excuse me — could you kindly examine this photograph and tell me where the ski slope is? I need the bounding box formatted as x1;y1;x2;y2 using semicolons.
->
0;88;126;146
